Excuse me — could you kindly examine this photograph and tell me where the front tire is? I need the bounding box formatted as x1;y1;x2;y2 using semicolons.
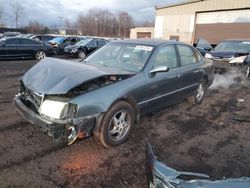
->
188;79;206;105
78;50;86;59
245;65;250;79
99;101;135;147
35;50;46;60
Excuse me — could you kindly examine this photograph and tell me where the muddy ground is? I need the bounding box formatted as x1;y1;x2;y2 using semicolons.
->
0;58;249;187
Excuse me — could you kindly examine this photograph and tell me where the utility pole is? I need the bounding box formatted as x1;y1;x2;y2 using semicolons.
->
95;16;98;36
59;16;63;30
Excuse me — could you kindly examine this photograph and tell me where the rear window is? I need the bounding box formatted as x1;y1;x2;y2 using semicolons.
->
6;38;20;44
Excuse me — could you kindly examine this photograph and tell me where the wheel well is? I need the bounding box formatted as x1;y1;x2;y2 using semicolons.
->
108;97;140;125
203;75;208;84
93;97;140;139
121;97;140;121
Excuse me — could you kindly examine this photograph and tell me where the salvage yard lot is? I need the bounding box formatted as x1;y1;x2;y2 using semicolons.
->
0;59;250;187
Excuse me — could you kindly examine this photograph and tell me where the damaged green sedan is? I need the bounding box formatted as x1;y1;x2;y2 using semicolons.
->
14;39;214;147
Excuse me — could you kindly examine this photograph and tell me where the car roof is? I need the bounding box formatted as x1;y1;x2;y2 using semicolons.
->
6;37;33;40
111;39;185;47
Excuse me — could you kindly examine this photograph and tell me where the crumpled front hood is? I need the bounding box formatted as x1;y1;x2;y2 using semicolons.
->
22;57;131;95
210;51;236;58
210;50;249;59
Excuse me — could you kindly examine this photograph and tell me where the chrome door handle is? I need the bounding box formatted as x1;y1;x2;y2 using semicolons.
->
193;69;201;73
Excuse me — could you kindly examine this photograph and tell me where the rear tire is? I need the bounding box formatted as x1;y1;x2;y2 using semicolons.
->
99;101;135;147
35;50;46;60
188;79;206;105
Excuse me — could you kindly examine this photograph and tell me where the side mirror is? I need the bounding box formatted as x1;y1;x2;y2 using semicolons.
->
149;66;169;76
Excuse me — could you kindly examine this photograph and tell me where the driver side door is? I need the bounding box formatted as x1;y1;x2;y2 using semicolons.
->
86;40;98;53
145;44;183;112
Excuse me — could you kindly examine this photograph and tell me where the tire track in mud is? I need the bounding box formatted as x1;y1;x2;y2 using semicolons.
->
0;142;67;171
0;72;25;80
0;120;29;133
0;100;13;104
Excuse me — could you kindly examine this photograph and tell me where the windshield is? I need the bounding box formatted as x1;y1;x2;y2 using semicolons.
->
83;43;154;73
215;41;250;53
50;37;65;43
75;38;92;46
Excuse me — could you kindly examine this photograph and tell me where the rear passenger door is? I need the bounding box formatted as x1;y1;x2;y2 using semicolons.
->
86;40;98;53
19;39;40;58
176;44;204;96
145;44;183;112
5;38;21;58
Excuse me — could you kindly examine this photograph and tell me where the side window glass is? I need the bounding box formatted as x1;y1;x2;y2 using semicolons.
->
97;40;104;46
177;45;197;66
194;49;202;62
153;45;178;69
6;39;20;44
21;39;38;44
87;40;97;47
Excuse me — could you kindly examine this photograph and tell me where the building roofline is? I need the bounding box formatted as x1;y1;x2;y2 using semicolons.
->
155;0;204;10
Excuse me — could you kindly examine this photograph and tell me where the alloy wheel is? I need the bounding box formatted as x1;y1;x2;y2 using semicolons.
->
36;51;46;60
196;82;205;102
108;110;131;141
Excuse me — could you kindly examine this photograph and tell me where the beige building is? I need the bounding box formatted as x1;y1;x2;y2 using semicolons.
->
130;27;154;39
155;0;250;45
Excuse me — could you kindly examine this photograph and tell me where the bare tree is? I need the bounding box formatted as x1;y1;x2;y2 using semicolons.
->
64;18;72;30
9;2;24;28
117;11;134;38
26;20;45;34
135;20;154;27
76;8;134;38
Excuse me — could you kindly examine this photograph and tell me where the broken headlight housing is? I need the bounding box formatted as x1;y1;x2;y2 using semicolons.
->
229;55;247;64
204;53;213;59
71;48;78;53
39;99;78;120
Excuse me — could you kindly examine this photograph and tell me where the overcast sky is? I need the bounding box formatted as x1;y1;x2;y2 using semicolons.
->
1;0;184;27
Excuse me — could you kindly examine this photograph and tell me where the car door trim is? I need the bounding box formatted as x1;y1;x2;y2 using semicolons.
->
138;83;198;105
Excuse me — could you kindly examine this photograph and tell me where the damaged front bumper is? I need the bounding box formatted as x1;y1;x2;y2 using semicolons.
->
145;141;250;188
14;95;97;143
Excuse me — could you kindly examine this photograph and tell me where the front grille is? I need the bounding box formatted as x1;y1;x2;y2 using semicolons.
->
20;82;43;112
26;89;43;107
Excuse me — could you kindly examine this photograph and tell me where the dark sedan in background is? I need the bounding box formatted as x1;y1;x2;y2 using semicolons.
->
31;35;56;42
64;38;108;59
14;39;214;147
47;36;84;54
0;37;54;60
197;38;250;78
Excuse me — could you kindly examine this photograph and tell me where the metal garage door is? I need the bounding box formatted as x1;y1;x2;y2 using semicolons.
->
194;9;250;45
137;32;151;38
